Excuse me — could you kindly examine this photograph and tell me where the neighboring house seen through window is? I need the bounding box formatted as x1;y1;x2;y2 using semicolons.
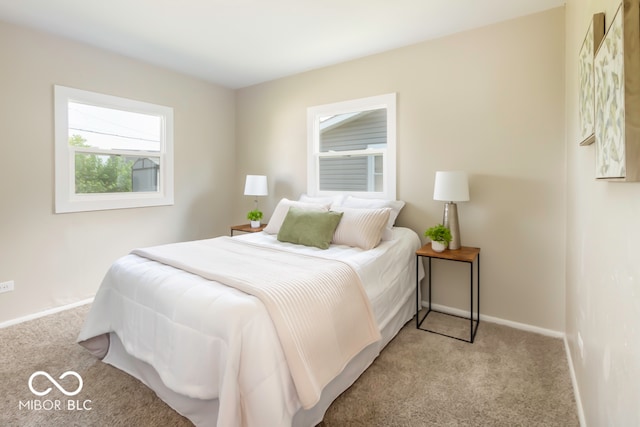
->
307;93;396;200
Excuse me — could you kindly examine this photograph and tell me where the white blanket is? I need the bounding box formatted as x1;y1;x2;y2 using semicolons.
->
130;237;381;409
78;229;420;426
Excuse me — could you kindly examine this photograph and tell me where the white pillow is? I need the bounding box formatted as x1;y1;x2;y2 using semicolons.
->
298;193;344;207
331;207;391;250
263;198;330;235
337;196;405;240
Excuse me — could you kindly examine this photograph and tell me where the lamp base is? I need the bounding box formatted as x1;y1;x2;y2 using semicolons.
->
442;202;461;250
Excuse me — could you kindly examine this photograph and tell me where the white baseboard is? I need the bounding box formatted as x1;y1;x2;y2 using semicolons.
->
421;300;565;338
564;336;587;427
0;297;94;329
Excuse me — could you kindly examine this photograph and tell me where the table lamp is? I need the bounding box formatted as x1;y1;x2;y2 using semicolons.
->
433;171;469;250
244;175;268;211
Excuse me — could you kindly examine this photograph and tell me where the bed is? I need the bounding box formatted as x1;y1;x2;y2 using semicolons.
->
78;197;423;427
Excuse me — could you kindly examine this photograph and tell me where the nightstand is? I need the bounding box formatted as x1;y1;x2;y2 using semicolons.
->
230;223;267;236
416;243;480;343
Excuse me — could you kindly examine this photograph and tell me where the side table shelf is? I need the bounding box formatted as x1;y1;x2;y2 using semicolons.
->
416;243;481;343
230;223;267;236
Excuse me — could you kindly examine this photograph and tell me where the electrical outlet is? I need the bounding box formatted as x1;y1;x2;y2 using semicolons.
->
0;280;14;294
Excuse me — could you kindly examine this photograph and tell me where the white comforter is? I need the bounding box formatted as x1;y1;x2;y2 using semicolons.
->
130;236;381;409
78;228;420;427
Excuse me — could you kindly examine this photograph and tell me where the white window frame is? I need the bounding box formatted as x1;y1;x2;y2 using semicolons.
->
307;93;396;200
54;85;174;213
367;143;385;192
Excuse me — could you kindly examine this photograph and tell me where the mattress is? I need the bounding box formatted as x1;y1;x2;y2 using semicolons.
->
78;227;423;426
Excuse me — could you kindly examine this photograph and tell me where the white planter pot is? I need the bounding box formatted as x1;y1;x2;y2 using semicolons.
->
250;220;261;228
431;241;447;252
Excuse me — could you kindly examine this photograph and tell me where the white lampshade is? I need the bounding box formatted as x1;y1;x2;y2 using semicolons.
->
433;171;469;202
244;175;268;196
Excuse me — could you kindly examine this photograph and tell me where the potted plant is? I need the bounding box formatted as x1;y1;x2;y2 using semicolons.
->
247;209;263;228
424;224;452;252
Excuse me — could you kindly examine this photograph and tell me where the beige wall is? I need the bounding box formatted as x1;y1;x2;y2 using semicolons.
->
565;0;640;425
0;21;236;323
236;8;567;332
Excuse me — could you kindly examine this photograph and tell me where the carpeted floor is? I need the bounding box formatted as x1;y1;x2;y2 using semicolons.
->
0;305;579;426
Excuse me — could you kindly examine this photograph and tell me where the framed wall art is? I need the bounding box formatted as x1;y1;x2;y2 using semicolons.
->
594;0;640;181
578;13;605;146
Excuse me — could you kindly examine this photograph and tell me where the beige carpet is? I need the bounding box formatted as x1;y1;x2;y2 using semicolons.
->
0;305;579;426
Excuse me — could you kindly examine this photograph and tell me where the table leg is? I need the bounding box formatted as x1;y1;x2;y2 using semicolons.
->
416;255;419;328
470;260;473;342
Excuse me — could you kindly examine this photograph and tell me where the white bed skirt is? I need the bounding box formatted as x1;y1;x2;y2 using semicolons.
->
102;291;415;427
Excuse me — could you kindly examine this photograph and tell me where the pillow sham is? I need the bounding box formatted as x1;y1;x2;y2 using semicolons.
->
331;207;391;250
337;196;405;240
263;198;330;235
298;193;344;208
277;207;343;250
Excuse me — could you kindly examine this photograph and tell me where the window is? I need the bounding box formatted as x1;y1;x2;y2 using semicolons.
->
54;85;174;213
307;93;396;199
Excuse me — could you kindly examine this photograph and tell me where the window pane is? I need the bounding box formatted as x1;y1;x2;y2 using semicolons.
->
74;153;159;194
319;154;383;192
319;108;387;153
68;102;161;152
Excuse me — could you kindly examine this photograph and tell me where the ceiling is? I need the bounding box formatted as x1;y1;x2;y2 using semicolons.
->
0;0;564;89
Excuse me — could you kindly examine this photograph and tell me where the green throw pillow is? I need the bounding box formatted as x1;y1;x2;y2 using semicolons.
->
277;207;343;249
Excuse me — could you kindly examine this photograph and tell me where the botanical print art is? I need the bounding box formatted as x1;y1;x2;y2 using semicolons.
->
594;5;625;179
579;20;596;145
